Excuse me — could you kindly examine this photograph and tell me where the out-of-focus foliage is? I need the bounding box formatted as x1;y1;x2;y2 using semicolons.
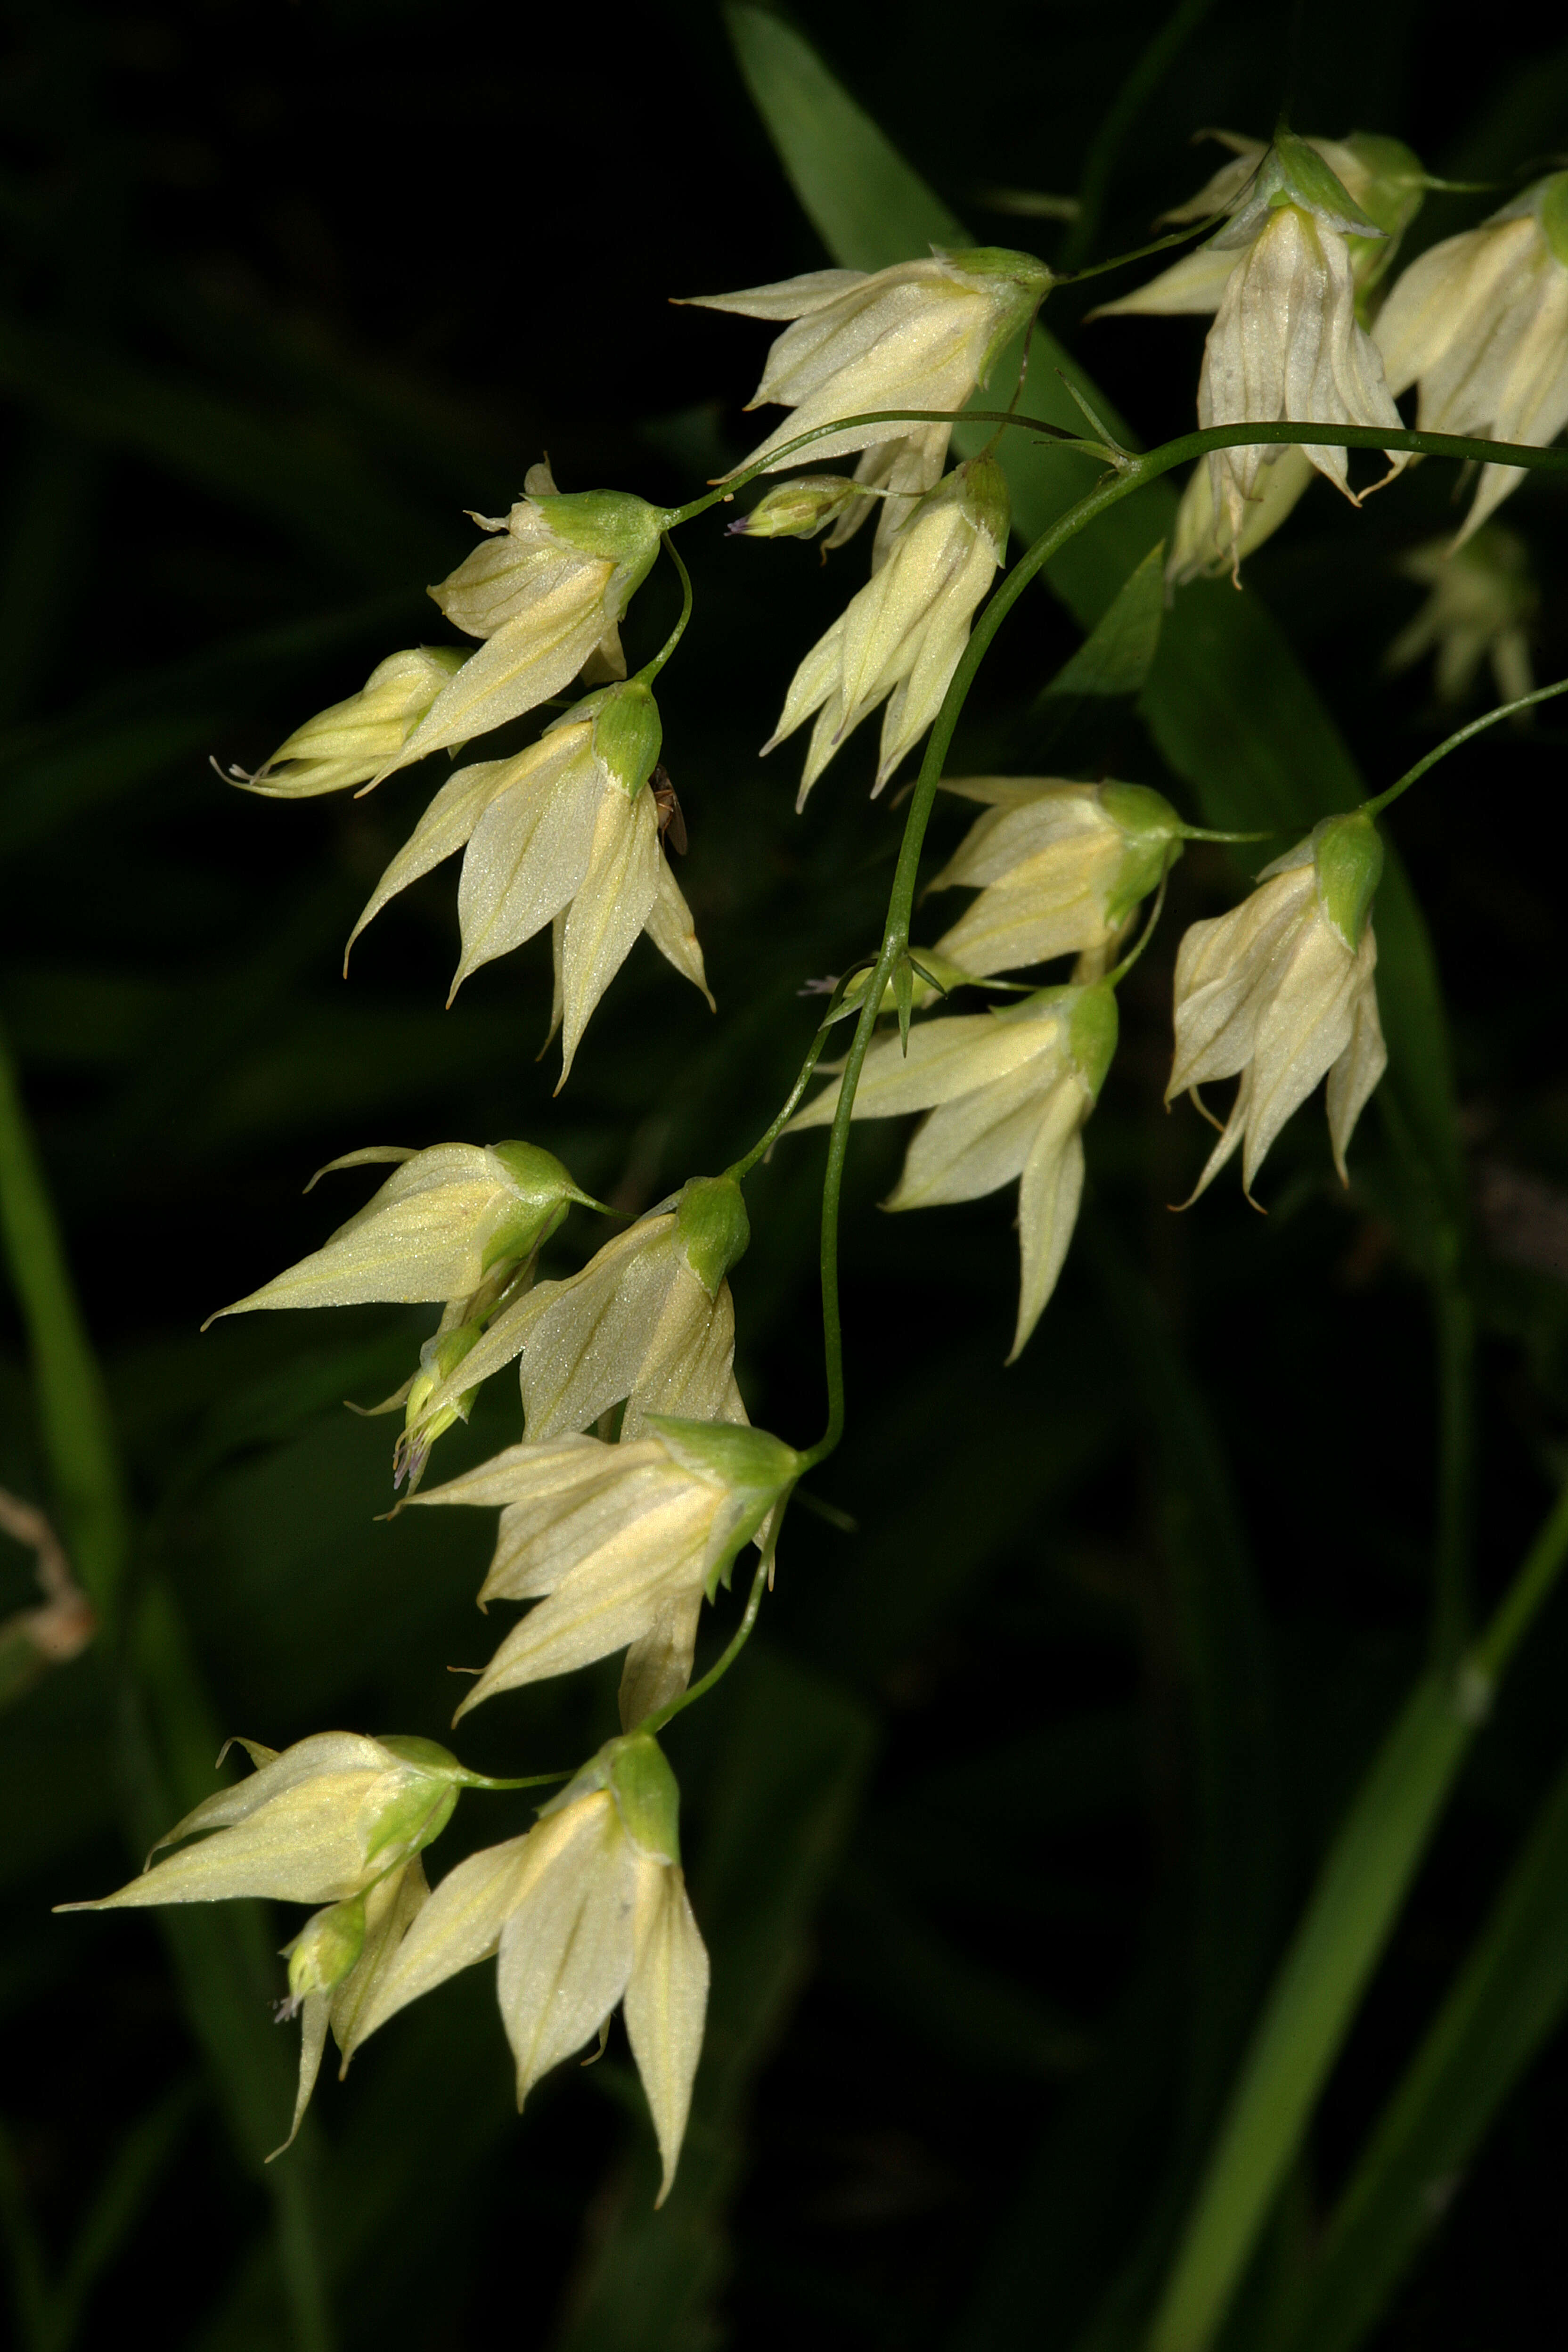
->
4;4;1568;2348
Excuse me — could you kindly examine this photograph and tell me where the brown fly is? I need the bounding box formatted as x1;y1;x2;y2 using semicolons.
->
650;764;687;854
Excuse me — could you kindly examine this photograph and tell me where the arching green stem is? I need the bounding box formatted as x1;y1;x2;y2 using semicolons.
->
1361;674;1568;817
635;534;694;683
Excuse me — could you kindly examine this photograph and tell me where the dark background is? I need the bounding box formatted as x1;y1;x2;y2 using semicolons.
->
4;3;1568;2346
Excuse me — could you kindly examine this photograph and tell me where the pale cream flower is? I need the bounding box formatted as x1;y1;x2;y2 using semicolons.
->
349;1733;708;2204
377;463;668;779
786;985;1118;1359
417;1419;799;1727
1103;131;1423;318
273;1860;429;2155
1375;174;1568;544
345;680;711;1081
56;1731;469;1911
224;648;468;799
928;779;1182;976
414;1174;752;1447
1385;528;1536;705
1100;133;1421;576
206;1139;601;1321
765;456;1009;807
681;247;1049;504
1168;812;1387;1200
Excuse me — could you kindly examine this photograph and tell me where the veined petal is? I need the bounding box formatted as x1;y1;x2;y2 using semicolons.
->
1092;245;1239;317
616;1271;738;1440
789;1001;1066;1132
478;1459;706;1607
211;1146;521;1314
643;858;714;1010
1325;946;1387;1181
676;267;866;321
516;1224;683;1440
889;1058;1075;1209
618;1590;705;1732
453;733;601;990
1168;868;1317;1096
496;1795;638;2107
557;781;662;1084
1239;919;1364;1189
624;1860;710;2205
928;786;1109;892
344;758;509;963
935;876;1111;975
1009;1094;1089;1360
61;1772;393;1908
454;1487;715;1716
346;1832;543;2049
390;579;614;773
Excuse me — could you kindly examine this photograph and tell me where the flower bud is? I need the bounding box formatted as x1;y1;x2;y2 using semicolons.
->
729;475;866;539
285;1894;368;2012
229;648;469;798
56;1731;468;1914
207;1140;600;1323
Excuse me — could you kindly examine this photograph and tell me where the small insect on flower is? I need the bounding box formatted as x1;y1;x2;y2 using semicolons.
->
650;763;688;854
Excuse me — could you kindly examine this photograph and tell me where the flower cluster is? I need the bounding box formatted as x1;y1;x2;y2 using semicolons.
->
73;111;1560;2215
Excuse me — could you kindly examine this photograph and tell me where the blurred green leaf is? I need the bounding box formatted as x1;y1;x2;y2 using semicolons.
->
1282;1740;1568;2352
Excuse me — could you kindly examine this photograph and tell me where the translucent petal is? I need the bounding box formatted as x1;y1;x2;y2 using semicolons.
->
557;783;662;1082
624;1861;710;2204
496;1798;638;2107
1009;1095;1088;1359
346;1832;544;2049
452;735;600;989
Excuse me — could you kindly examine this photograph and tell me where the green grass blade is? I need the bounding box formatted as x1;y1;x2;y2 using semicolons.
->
1145;1672;1474;2352
1283;1743;1568;2352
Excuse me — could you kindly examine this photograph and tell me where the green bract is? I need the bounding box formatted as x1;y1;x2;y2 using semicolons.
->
539;487;668;579
675;1174;751;1296
1313;812;1385;947
1067;981;1120;1097
592;678;664;797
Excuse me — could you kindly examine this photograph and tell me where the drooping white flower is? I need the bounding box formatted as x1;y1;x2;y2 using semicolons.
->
413;1174;753;1447
224;648;469;799
786;984;1118;1359
681;248;1050;509
1168;812;1387;1201
56;1731;471;1911
348;1733;708;2205
371;462;668;779
206;1139;600;1321
1384;528;1536;705
1375;173;1568;545
928;779;1183;977
417;1419;800;1727
764;456;1009;807
1099;133;1421;576
345;679;711;1080
55;1732;496;2156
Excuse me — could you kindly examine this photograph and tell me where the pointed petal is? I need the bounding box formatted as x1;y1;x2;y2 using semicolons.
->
1325;941;1387;1181
1009;1097;1087;1360
618;1589;704;1731
557;784;662;1083
347;1832;542;2049
344;759;508;962
643;859;714;1009
496;1797;638;2107
453;734;600;988
624;1861;709;2204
